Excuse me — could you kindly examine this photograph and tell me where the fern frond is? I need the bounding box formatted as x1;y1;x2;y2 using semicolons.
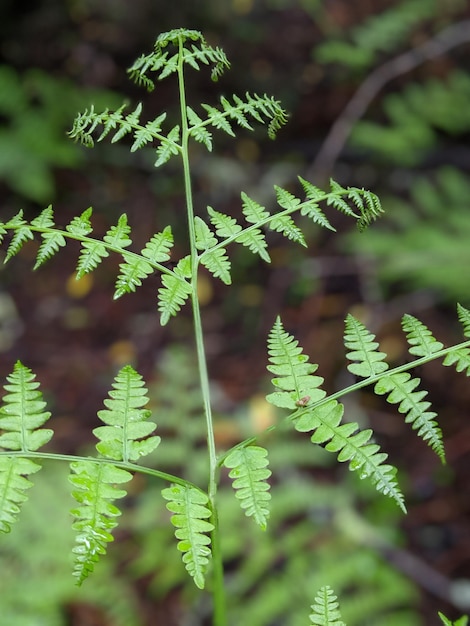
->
93;365;160;462
161;484;214;589
154;125;180;167
0;361;53;452
195;216;231;285
207;206;242;238
187;106;213;150
402;314;444;356
34;231;66;269
295;399;405;511
30;205;55;229
66;207;93;236
0;457;41;533
140;226;173;264
223;445;271;530
103;214;132;249
241;191;270;223
69;461;132;585
374;373;445;463
114;253;153;299
266;317;326;410
76;240;109;280
217;92;288;139
4;211;33;262
235;228;271;263
344;314;389;377
158;256;192;325
457;303;470;337
0;361;53;533
310;586;346;626
188;42;230;81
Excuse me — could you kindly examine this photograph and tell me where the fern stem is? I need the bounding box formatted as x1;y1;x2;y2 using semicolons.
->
177;34;227;625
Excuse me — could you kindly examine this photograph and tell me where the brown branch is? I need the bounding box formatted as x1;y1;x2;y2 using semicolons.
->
307;19;470;184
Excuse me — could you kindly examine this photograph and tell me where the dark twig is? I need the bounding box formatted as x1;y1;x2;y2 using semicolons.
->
307;19;470;184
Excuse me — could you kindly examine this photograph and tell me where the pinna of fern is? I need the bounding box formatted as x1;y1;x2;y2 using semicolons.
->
0;361;53;533
69;365;160;584
310;586;346;626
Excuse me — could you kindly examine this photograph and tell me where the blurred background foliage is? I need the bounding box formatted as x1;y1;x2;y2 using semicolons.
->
1;1;470;625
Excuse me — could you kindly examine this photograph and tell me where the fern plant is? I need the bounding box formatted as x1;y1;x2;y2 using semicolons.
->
1;27;470;625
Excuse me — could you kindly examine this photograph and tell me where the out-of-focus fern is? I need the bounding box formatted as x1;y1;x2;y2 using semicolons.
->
161;483;214;589
0;361;53;532
439;613;469;626
223;445;271;530
310;586;346;626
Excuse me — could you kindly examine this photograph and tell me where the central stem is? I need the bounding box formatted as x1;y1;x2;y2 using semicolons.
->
177;37;226;626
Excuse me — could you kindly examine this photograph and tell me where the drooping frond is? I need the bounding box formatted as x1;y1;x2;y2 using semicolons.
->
266;317;326;410
161;484;214;589
93;365;160;462
310;586;346;626
0;361;53;532
69;461;132;585
374;373;445;463
157;256;192;325
344;314;389;378
402;314;444;356
223;445;271;530
295;399;405;511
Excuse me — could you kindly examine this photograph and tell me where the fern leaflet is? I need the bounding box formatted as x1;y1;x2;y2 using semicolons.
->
155;125;180;167
374;373;445;463
207;206;242;238
266;316;326;410
114;253;153;299
161;484;214;589
140;226;173;264
457;303;470;337
402;314;444;356
310;586;346;626
295;399;405;511
0;361;53;532
344;314;389;377
443;304;470;374
195;216;231;285
34;231;66;269
103;214;132;249
76;240;109;279
69;461;132;585
158;256;192;325
223;445;271;530
93;365;160;462
438;612;469;626
4;211;33;262
187;106;213;150
66;207;93;236
298;177;334;231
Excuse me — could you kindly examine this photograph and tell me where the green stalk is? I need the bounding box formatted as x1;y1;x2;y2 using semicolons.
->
177;35;227;626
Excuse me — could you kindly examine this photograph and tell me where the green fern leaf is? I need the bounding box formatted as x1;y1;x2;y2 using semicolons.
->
131;113;166;151
111;102;142;143
241;191;270;223
66;207;93;237
30;205;55;229
0;361;53;533
310;586;346;626
457;303;470;337
296;399;405;511
200;103;236;136
155;125;180;167
217;92;288;139
187;106;213;150
266;317;326;410
298;177;335;231
158;256;192;325
0;223;6;246
4;211;33;262
103;214;132;249
344;314;389;377
93;365;160;462
223;445;271;530
271;186;306;246
402;314;444;357
235;228;270;263
374;373;445;462
0;361;53;452
76;240;109;279
140;226;173;264
443;348;470;376
0;457;41;533
69;461;132;585
161;484;214;590
34;231;66;269
207;206;242;238
188;42;230;81
195;216;231;284
114;253;153;299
